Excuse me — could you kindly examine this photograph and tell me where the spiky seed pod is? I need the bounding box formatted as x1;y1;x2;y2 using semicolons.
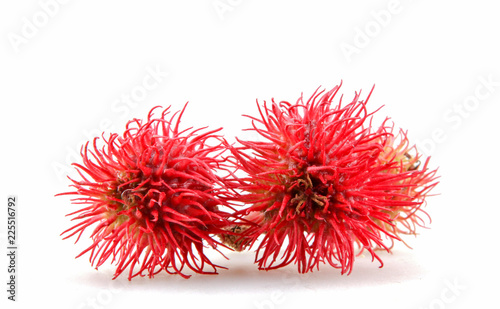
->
227;85;438;274
58;105;236;279
375;130;437;242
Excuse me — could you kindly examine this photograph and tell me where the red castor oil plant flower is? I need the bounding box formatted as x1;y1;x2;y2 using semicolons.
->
226;84;439;274
58;105;237;279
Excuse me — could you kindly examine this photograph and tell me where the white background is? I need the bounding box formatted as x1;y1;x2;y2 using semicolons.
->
1;1;499;308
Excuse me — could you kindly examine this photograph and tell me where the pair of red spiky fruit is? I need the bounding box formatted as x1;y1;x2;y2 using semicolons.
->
59;84;438;280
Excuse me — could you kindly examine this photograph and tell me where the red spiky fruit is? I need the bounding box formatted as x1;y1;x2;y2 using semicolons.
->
227;84;438;274
58;105;236;279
